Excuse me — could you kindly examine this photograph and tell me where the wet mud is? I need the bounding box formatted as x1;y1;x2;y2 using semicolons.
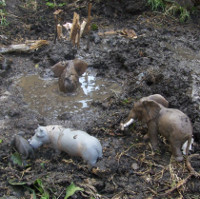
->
0;0;200;198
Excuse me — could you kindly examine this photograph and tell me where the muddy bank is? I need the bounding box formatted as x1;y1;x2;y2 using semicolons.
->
0;0;200;198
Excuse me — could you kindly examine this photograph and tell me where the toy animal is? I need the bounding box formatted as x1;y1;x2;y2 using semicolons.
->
29;125;102;166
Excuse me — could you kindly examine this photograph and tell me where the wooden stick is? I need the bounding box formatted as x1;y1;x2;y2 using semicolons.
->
70;12;80;47
54;15;58;44
86;2;92;50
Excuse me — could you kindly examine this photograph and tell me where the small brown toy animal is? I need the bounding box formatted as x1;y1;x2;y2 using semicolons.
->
51;59;88;93
120;94;169;130
11;134;35;159
120;94;193;162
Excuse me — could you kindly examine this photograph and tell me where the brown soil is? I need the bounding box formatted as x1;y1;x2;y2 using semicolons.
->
0;0;200;198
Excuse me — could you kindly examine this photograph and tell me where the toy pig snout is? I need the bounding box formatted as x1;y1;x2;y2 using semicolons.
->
28;137;43;149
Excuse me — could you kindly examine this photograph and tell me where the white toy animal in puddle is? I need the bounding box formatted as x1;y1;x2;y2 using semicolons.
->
29;125;102;166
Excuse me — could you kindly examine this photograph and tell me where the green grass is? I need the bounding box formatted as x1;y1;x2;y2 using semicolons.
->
165;3;190;22
91;23;98;31
34;179;50;199
0;0;8;26
0;0;6;7
147;0;192;22
147;0;165;11
45;0;66;9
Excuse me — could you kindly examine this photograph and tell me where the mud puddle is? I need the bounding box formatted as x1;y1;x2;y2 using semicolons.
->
15;70;121;119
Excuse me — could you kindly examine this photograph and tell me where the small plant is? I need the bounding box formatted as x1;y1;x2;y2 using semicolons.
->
147;0;191;22
0;0;8;26
147;0;165;11
121;98;133;105
179;6;190;22
64;182;84;199
91;23;98;31
0;0;6;7
0;14;8;26
34;179;50;199
165;3;190;22
45;0;66;9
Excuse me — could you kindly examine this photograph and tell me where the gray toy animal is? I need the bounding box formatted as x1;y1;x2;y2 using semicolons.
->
29;125;102;166
11;134;35;159
51;59;88;93
120;94;193;162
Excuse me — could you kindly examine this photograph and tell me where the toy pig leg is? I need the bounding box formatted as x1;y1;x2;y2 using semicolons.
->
147;121;159;150
82;149;99;167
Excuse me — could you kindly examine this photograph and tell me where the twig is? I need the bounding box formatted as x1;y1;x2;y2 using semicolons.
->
70;12;80;47
86;2;92;50
186;154;200;177
159;174;192;196
56;188;65;199
53;9;63;44
116;143;142;166
147;187;157;195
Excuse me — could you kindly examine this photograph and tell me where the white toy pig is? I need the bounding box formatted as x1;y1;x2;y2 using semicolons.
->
29;125;102;166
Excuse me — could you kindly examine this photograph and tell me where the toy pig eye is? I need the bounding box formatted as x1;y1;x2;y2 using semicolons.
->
36;129;44;138
36;133;42;138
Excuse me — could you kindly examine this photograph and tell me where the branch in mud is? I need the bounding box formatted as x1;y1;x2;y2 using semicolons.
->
83;2;92;36
98;29;137;39
159;174;192;196
159;154;200;196
0;40;49;54
70;12;81;48
64;2;92;48
185;154;200;176
53;9;63;44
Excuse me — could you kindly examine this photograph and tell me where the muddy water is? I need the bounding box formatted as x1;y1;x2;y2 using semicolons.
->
15;70;121;119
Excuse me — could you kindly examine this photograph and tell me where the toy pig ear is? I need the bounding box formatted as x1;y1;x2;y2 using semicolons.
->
36;129;45;137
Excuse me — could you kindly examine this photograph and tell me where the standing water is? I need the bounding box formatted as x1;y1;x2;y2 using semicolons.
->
15;70;121;119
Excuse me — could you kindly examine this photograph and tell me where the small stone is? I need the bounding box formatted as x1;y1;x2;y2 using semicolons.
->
131;162;139;170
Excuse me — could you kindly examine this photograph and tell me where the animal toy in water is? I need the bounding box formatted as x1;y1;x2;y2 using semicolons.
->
29;125;102;166
51;59;88;93
120;94;193;162
11;134;35;159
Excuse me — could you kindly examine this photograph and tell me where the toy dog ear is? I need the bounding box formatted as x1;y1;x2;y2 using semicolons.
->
51;61;68;77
